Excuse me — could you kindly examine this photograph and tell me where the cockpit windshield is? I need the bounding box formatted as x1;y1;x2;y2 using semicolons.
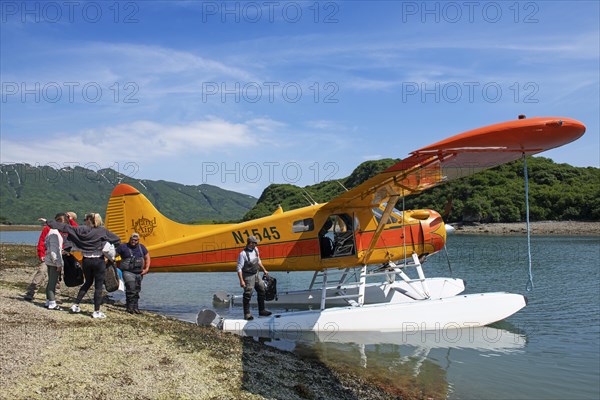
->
371;202;403;224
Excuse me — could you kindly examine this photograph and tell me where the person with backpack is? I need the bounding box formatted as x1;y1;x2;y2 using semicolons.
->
116;233;151;314
236;235;271;320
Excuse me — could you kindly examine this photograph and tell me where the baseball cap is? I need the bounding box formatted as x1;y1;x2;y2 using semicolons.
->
247;235;259;244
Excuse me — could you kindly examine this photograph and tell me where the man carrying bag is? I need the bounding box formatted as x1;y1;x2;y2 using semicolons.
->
236;235;271;321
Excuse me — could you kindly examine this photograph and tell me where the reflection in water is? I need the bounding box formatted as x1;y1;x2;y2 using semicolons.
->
273;324;527;351
257;323;527;399
295;339;449;399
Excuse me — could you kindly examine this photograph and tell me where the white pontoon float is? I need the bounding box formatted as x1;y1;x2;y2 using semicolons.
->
199;253;527;336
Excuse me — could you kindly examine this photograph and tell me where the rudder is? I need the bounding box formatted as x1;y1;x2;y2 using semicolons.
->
105;184;185;248
105;184;237;251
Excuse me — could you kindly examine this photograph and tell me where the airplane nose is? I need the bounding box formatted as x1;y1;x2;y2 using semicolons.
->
427;210;447;254
405;209;447;255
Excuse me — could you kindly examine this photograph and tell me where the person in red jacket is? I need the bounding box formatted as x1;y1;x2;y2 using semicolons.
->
23;211;78;302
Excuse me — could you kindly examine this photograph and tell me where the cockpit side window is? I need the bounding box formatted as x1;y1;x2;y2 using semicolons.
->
292;218;314;233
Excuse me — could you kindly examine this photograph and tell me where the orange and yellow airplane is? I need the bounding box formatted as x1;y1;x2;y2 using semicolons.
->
105;116;585;273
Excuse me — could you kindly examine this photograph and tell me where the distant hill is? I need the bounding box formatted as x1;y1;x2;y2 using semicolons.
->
243;158;398;220
243;157;600;223
3;158;597;226
0;164;256;225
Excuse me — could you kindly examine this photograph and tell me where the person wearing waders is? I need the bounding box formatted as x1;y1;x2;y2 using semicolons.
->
236;235;271;320
116;233;151;314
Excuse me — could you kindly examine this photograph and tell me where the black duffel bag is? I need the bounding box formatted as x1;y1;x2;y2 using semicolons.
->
262;275;277;301
62;254;84;287
104;260;120;292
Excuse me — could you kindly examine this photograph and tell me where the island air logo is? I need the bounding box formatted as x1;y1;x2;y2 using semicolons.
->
131;216;157;238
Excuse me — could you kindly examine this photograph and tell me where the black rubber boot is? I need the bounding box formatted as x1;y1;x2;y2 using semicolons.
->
133;299;142;314
257;295;271;316
243;299;253;320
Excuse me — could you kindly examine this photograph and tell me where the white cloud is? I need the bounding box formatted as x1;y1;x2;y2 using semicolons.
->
8;42;255;96
246;118;287;132
361;154;385;161
305;120;343;130
0;118;275;166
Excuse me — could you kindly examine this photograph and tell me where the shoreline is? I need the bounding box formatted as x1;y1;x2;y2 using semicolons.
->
0;224;42;231
451;221;600;236
0;244;404;400
3;221;600;236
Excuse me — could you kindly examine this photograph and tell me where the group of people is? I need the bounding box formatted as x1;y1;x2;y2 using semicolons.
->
24;212;151;319
25;212;271;321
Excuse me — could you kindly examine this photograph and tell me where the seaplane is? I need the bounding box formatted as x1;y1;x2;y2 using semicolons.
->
105;116;585;336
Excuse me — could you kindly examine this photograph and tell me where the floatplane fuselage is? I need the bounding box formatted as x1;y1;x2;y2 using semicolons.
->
106;184;446;273
105;116;585;334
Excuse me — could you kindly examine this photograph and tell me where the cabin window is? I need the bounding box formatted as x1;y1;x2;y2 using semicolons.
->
292;218;314;233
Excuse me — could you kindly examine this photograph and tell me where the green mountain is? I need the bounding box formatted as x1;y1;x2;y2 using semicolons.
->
243;157;600;223
0;164;256;225
243;158;398;220
4;158;596;226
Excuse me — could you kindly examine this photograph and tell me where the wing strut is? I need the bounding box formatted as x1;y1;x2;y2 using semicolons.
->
362;195;401;265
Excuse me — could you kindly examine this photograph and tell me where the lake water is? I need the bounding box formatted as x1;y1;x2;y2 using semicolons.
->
3;232;599;399
0;230;41;245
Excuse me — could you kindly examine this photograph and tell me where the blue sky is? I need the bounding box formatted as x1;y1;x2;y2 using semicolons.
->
1;1;598;197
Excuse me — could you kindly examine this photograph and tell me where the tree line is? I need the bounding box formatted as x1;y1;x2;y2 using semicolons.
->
244;157;600;223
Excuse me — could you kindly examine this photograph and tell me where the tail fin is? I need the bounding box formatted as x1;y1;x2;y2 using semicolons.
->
105;184;223;248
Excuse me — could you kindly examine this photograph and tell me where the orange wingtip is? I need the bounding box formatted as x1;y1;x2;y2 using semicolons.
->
415;116;586;154
111;184;140;196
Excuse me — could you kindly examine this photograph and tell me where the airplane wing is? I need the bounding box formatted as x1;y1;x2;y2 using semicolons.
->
323;116;586;211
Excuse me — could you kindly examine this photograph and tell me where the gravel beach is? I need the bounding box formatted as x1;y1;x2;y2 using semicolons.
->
0;244;402;400
452;221;600;236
